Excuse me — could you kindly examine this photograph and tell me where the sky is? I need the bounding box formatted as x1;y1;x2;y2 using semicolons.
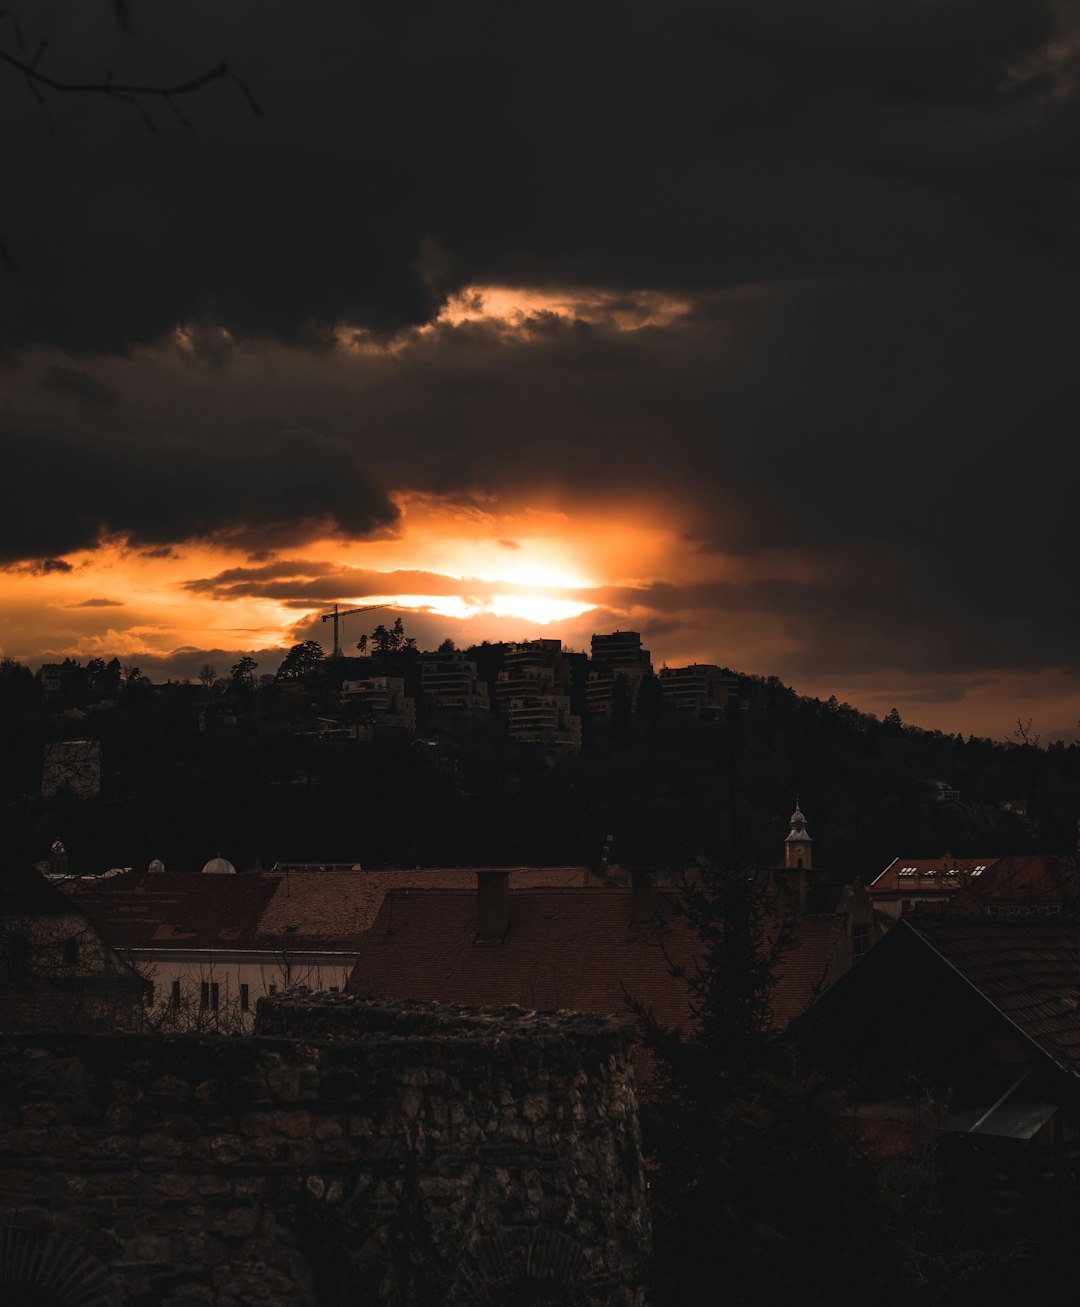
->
2;1;1080;740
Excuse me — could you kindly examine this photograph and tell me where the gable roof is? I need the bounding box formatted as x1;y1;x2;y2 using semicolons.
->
60;866;591;953
346;886;845;1033
770;916;847;1027
869;855;1001;893
348;888;698;1024
2;862;87;918
907;917;1080;1079
255;866;588;949
868;854;1065;902
61;873;283;950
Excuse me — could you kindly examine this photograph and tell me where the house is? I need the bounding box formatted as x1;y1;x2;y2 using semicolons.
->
658;664;739;718
802;914;1080;1210
345;866;859;1088
866;853;1066;922
60;862;592;1030
0;863;150;1031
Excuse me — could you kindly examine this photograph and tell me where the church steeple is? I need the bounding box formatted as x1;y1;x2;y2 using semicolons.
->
784;801;813;870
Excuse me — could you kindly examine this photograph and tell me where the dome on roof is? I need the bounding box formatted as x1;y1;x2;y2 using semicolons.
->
201;855;236;876
148;858;165;875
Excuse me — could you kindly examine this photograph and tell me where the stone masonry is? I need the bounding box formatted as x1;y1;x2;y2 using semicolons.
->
0;996;649;1306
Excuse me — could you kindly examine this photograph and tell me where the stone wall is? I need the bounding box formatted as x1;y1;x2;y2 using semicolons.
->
0;997;649;1306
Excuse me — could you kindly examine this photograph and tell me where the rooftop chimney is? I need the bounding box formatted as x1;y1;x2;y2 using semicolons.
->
476;870;510;942
630;869;657;925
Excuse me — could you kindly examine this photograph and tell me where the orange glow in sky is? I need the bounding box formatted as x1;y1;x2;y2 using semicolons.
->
0;493;706;667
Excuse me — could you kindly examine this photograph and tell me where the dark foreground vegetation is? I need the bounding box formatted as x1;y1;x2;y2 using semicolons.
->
637;865;1080;1307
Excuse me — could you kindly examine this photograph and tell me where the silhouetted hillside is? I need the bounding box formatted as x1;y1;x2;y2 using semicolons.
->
3;653;1076;879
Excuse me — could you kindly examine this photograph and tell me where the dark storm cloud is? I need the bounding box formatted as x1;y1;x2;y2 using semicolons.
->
0;425;397;561
2;1;1075;356
9;557;74;576
4;0;1080;698
37;365;119;409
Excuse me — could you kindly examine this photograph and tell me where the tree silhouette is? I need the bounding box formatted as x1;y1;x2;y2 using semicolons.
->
275;640;325;681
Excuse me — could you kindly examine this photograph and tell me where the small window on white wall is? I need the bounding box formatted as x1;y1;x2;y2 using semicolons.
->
240;983;250;1012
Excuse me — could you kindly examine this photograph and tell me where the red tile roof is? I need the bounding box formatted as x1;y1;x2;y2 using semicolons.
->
346;887;844;1035
256;867;588;949
348;888;699;1025
770;916;846;1028
869;855;1001;894
61;873;282;950
60;867;591;953
907;917;1080;1077
868;854;1064;902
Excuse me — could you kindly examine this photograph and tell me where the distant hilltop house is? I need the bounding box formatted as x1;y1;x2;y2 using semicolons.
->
658;663;740;717
867;853;1067;922
586;629;651;718
0;863;149;1032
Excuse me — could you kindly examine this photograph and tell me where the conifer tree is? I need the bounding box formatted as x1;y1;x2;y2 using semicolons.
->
629;863;894;1306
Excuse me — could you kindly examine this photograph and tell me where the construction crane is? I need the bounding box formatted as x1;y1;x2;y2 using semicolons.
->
320;603;387;658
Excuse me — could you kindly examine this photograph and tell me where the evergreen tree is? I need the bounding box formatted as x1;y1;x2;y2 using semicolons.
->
275;640;325;681
630;863;895;1306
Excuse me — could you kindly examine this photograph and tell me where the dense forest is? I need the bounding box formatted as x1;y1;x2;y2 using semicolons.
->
2;645;1077;879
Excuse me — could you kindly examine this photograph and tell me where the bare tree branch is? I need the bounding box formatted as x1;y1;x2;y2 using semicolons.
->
112;0;135;38
0;47;264;132
0;10;25;50
0;15;262;271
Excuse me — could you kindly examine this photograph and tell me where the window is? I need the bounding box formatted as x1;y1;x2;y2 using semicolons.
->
240;983;250;1012
171;980;181;1009
209;982;219;1012
145;983;155;1008
200;981;209;1011
62;937;78;967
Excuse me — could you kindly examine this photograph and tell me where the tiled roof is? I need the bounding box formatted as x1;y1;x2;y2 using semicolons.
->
60;867;590;953
348;888;699;1025
908;917;1080;1077
3;863;87;918
347;887;842;1034
61;873;282;950
770;917;846;1028
868;854;1065;902
255;866;588;949
869;856;1001;893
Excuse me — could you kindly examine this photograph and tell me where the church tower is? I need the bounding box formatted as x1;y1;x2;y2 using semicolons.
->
784;802;813;870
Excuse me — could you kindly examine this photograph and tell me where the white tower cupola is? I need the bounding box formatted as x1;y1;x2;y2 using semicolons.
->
784;802;813;870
